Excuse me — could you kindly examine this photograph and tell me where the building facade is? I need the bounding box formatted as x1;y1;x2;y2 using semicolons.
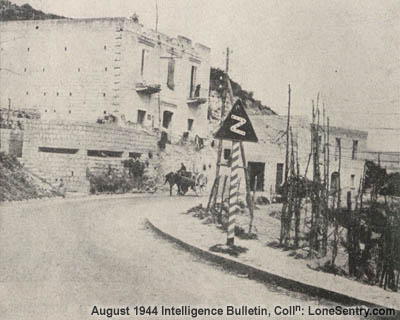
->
0;17;211;139
219;115;368;203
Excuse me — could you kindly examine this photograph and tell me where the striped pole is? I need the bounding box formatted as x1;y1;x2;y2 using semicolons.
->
227;140;240;245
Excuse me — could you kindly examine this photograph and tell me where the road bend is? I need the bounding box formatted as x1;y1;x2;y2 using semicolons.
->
0;196;361;319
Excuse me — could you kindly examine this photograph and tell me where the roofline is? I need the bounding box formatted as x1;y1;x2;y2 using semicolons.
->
250;114;368;137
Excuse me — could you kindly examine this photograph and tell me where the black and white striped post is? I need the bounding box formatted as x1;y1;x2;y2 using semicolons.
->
214;99;258;246
227;140;240;245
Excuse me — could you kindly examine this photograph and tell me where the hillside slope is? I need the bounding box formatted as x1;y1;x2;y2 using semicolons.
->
0;153;60;201
210;67;276;116
0;0;65;21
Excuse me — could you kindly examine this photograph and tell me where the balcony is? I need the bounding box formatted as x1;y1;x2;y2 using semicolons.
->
135;82;161;95
187;85;207;106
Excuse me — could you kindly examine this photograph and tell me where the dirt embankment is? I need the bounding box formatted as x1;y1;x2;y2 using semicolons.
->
0;153;60;201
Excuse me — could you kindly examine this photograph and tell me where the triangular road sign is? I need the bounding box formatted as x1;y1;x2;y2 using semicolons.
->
214;99;258;142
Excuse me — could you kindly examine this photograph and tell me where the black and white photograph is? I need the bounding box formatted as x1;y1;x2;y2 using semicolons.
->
0;1;399;319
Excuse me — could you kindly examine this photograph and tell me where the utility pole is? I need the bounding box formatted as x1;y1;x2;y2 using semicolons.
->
155;0;159;31
316;107;321;251
280;84;291;245
284;85;291;185
309;101;315;257
207;47;230;214
221;47;230;118
322;106;329;255
310;97;321;255
294;132;301;247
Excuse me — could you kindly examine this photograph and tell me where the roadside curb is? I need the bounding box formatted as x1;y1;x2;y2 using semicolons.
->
146;218;399;314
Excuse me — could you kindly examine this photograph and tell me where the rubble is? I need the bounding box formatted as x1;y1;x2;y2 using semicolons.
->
0;153;60;201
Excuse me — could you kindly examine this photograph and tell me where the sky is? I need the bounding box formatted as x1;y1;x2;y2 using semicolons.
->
13;0;400;152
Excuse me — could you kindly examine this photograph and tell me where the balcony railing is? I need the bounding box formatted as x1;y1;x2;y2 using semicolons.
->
135;82;161;95
187;85;207;105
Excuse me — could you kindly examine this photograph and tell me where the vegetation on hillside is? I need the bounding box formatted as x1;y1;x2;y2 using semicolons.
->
0;0;65;21
0;153;60;201
210;67;276;115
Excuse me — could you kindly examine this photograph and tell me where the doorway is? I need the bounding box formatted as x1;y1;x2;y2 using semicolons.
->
248;162;265;191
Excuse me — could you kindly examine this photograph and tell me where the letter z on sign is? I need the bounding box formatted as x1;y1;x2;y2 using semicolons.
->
230;114;246;136
214;99;258;142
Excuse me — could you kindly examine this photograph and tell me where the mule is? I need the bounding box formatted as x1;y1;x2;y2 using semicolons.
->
165;172;181;196
165;171;196;196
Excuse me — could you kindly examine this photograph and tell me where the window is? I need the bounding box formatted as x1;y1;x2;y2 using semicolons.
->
189;65;197;98
249;162;265;191
167;59;175;90
335;138;341;160
351;174;355;188
162;111;173;129
223;148;231;160
276;163;284;190
87;150;123;158
352;140;358;160
129;152;141;159
39;147;78;154
140;49;147;76
137;110;146;124
330;172;339;194
187;119;194;131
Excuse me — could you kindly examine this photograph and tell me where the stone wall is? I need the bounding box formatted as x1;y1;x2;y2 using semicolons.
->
21;120;157;192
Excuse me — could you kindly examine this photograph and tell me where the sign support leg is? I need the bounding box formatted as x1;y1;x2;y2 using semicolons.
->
227;140;240;246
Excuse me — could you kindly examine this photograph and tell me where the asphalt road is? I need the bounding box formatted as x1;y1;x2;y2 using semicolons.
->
0;196;361;320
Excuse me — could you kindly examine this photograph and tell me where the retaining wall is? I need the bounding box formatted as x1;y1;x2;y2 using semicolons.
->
21;120;157;192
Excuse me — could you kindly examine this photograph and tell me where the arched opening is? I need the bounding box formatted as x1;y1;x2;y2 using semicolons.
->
331;172;340;196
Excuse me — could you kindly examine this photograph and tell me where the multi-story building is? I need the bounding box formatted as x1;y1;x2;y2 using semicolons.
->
0;17;211;139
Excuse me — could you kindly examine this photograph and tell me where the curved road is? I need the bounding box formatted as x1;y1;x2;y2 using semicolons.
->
0;196;361;319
